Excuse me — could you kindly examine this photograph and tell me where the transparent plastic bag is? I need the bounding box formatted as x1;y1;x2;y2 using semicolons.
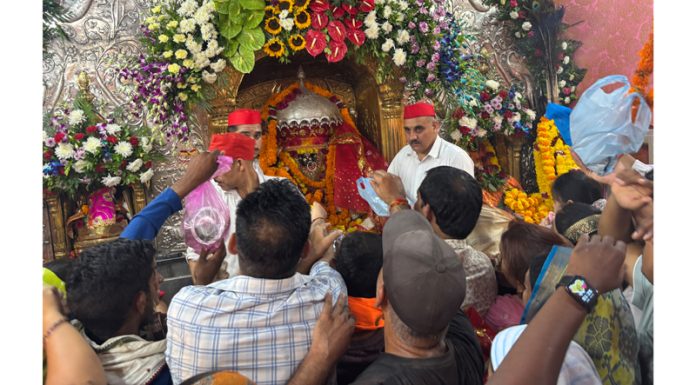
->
570;75;651;175
182;156;233;254
356;177;415;217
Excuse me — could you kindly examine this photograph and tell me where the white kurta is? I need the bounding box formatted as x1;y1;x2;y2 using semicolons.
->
185;168;281;279
387;135;475;204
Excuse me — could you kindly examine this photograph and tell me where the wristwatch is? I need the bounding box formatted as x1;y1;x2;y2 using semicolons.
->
556;275;599;313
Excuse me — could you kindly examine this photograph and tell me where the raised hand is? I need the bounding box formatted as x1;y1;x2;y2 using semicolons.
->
172;150;221;198
189;244;226;285
368;170;406;205
309;293;354;364
565;234;627;293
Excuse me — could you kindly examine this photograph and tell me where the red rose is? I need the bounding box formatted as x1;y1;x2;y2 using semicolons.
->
305;29;327;57
327;20;346;41
129;136;139;146
326;39;347;63
499;90;508;99
86;125;97;134
504;110;513;119
309;0;329;12
107;136;118;144
563;87;571;95
480;91;490;101
358;0;375;12
43;150;53;160
481;112;490;119
144;161;153;169
311;11;329;29
346;28;366;47
74;133;85;140
54;132;65;143
518;10;526;19
95;164;106;173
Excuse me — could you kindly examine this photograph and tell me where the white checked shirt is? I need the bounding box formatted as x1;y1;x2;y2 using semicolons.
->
165;261;347;385
184;168;280;278
388;135;475;204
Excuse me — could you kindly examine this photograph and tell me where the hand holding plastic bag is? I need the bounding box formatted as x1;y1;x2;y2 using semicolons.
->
182;156;233;254
570;75;651;175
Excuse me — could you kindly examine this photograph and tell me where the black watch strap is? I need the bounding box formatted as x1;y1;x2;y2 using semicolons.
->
556;275;599;313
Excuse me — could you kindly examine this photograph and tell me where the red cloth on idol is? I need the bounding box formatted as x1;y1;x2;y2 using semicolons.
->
227;109;261;126
403;102;436;119
209;133;255;160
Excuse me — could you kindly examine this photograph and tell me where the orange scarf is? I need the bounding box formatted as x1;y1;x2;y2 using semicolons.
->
348;296;385;331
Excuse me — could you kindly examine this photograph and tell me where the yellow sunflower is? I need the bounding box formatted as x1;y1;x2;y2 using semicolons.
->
264;17;282;35
288;34;306;51
294;10;311;30
263;38;286;58
264;5;278;19
293;0;309;11
278;0;294;13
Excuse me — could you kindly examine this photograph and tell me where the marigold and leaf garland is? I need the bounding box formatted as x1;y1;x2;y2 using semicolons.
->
533;116;579;206
631;30;653;108
504;188;551;224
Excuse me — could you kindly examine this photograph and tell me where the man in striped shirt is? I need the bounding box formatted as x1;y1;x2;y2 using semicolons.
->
165;179;347;385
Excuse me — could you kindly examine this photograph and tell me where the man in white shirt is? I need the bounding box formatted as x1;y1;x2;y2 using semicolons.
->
185;130;281;284
387;101;475;204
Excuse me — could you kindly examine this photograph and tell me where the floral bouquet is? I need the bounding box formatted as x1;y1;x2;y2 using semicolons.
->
121;0;226;142
262;0;313;61
438;18;487;106
359;0;448;99
300;0;373;63
43;106;156;198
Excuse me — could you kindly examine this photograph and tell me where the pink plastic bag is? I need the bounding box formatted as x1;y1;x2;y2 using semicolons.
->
182;156;233;254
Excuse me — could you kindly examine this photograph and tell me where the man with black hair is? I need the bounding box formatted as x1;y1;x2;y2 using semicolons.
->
66;238;172;385
373;166;497;316
166;179;347;385
334;232;385;384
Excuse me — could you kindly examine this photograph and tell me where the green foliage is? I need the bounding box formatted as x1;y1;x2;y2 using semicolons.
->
215;0;265;73
43;0;67;52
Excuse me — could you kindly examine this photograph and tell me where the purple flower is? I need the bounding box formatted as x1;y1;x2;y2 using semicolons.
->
425;88;433;96
408;21;416;30
426;62;436;71
431;52;440;62
410;43;420;54
44;138;56;147
433;40;441;51
74;148;86;160
416;0;424;5
426;73;436;82
484;104;494;114
416;59;426;67
433;26;441;34
419;22;429;33
399;77;407;83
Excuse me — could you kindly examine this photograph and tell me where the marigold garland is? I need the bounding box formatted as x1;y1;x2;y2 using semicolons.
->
504;188;551;224
631;30;653;108
532;117;579;210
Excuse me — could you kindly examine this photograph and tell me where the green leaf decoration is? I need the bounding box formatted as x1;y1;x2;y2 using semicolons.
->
215;0;229;14
239;0;265;11
228;1;241;17
237;27;265;51
231;46;256;73
224;40;241;58
221;22;243;39
244;10;265;29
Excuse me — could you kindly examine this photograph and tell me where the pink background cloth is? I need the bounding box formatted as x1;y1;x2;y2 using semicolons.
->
558;0;653;98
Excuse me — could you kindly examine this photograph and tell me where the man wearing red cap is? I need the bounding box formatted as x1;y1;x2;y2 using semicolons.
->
387;101;474;204
185;132;282;284
227;108;264;162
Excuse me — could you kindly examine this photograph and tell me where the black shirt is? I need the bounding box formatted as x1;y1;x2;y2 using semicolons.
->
350;311;484;385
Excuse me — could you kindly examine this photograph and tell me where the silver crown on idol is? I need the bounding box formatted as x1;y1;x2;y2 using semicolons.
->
275;66;344;131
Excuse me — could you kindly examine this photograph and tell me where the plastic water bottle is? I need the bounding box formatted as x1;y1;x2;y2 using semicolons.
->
356;177;390;216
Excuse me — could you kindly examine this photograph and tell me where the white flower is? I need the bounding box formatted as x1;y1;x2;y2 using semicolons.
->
564;97;571;104
179;18;196;34
396;14;404;23
458;116;477;129
202;70;217;84
493;115;503;126
561;41;568;50
571;86;576;92
450;130;462;142
521;21;532;31
365;25;380;39
106;123;121;135
559;80;567;88
396;29;410;45
43;131;48;141
84;137;102;155
569;74;575;81
55;142;75;160
399;0;408;10
280;17;294;31
381;38;395;52
514;92;522;101
177;0;197;17
186;36;202;54
524;109;536;120
557;66;564;74
563;56;570;65
114;141;133;157
141;137;152;153
392;48;407;66
210;58;226;73
512;112;521;122
375;0;384;4
382;22;393;33
68;109;85;126
194;5;212;25
194;53;211;70
204;39;222;58
200;23;217;42
485;80;500;91
140;169;155;183
477;128;487;138
515;31;521;38
73;160;90;173
126;158;143;172
101;174;122;187
383;5;392;18
509;11;518;19
279;10;289;19
469;99;478;107
365;11;377;26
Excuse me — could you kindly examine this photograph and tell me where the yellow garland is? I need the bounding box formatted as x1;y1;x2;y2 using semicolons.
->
504;188;552;224
533;117;579;206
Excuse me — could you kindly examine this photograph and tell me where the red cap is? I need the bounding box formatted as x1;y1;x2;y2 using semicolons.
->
227;109;262;126
208;133;255;160
403;102;436;119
